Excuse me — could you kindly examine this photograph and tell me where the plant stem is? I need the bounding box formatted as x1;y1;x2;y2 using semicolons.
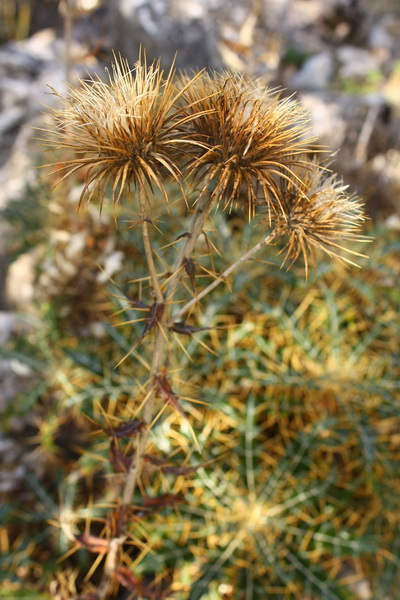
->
165;195;211;300
121;195;212;507
99;196;212;597
138;184;164;303
169;231;277;324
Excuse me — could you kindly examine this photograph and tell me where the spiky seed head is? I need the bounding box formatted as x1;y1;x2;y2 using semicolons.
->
177;70;317;219
43;54;195;211
264;162;368;276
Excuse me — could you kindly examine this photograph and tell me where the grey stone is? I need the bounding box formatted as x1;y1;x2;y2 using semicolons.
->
337;45;381;81
0;107;26;136
0;358;32;412
291;51;334;91
111;0;222;70
0;43;44;77
299;92;347;150
0;312;17;345
368;14;400;56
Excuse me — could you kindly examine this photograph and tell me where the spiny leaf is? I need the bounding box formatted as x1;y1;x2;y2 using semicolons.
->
169;321;212;336
143;493;185;509
109;505;133;536
138;301;165;344
131;493;185;518
126;297;151;310
154;374;188;419
109;439;132;472
143;454;201;475
104;419;146;438
175;231;190;241
183;257;197;291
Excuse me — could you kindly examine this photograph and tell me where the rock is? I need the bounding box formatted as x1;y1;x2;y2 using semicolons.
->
291;51;334;91
386;214;400;230
0;42;44;76
6;251;37;310
0;27;101;222
336;45;381;81
0;312;17;345
111;0;222;70
299;92;347;149
0;357;33;412
0;437;27;494
0;106;26;138
368;16;397;57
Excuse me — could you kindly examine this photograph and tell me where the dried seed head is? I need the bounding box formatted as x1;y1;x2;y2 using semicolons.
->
265;162;368;276
43;55;194;211
178;71;317;219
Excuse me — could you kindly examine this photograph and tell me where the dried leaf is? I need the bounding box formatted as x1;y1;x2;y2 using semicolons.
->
154;375;187;419
183;257;196;291
131;493;185;519
144;454;200;476
104;419;146;438
143;453;166;467
109;505;133;536
175;231;190;241
126;297;150;310
74;533;110;554
161;464;200;476
169;321;211;336
143;493;184;509
138;301;165;344
114;566;141;590
109;439;132;472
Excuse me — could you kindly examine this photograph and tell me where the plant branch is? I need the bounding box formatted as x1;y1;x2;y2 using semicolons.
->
121;195;212;508
169;230;278;324
98;195;213;597
138;183;164;303
165;194;212;300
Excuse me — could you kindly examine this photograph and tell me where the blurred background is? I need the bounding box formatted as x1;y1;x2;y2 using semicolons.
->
0;1;399;599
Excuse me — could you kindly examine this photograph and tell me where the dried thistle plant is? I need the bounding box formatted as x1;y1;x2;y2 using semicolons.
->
41;53;369;598
178;70;317;219
265;160;368;277
43;55;198;211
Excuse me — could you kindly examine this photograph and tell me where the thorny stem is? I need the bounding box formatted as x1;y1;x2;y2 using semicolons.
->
169;230;278;324
138;183;164;303
165;194;212;300
94;207;271;599
99;187;173;597
121;194;212;508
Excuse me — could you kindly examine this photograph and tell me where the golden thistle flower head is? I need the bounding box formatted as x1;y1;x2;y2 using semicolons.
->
265;162;368;276
43;54;196;211
178;70;317;219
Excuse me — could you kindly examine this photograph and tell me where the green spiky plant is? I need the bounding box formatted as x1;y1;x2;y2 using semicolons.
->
14;53;382;598
2;226;399;599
